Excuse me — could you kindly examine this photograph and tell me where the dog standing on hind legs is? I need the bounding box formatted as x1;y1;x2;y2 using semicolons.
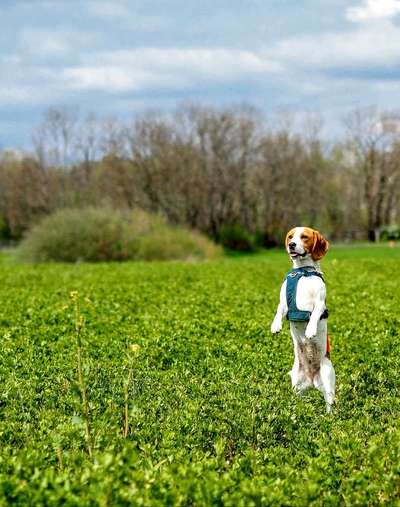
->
271;227;336;413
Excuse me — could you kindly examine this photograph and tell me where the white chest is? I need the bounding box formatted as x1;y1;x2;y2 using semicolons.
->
292;276;325;312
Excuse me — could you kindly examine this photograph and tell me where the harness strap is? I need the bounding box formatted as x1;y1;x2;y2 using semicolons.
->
326;334;331;358
285;268;329;322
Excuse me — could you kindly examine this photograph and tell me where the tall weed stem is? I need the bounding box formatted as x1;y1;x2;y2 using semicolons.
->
71;291;94;458
123;344;140;438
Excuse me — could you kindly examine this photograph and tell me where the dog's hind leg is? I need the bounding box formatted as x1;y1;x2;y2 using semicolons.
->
319;356;336;413
312;320;335;412
289;358;309;395
289;338;313;394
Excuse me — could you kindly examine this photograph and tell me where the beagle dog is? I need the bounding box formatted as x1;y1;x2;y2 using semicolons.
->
271;227;336;413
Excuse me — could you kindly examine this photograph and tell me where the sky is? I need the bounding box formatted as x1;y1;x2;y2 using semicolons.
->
1;0;400;149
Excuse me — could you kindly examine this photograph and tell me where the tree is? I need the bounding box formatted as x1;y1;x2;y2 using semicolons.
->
33;107;78;168
344;107;400;241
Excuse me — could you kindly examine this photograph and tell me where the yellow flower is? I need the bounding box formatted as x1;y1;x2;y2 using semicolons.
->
129;344;141;357
70;291;79;301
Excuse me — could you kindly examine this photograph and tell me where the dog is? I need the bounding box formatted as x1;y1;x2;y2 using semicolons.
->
271;227;336;413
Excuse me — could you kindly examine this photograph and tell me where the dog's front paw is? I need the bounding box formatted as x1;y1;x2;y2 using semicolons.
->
305;323;317;339
271;320;282;334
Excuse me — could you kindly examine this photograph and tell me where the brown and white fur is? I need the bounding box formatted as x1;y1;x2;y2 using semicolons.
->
271;227;336;413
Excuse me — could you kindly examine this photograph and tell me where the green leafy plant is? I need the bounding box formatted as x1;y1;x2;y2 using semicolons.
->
0;246;399;505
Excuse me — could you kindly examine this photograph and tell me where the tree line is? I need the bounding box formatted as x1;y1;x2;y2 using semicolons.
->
1;104;400;245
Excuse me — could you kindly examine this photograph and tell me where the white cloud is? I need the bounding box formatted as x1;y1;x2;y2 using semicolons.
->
0;81;63;108
270;22;400;71
0;45;283;111
346;0;400;22
19;29;71;57
2;54;22;65
18;27;103;59
87;1;131;19
374;80;400;91
0;86;33;106
61;48;282;92
61;66;162;92
86;1;165;31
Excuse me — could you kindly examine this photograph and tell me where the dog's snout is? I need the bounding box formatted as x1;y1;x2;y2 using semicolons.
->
288;242;296;249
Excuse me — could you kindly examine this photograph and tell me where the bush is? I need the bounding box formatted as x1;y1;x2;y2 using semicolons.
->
218;224;256;252
0;216;12;243
253;230;278;248
137;224;220;261
17;207;221;262
380;224;400;241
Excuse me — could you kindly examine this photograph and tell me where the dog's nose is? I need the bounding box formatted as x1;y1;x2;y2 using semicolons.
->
288;242;296;249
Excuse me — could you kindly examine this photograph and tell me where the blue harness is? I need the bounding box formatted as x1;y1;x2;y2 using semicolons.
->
285;267;329;322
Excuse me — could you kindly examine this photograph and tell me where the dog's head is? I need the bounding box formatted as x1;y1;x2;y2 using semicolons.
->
285;227;329;261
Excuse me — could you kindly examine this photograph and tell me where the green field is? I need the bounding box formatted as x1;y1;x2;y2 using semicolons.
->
0;247;399;506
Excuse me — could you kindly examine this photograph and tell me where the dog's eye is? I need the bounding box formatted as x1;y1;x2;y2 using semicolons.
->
301;235;308;240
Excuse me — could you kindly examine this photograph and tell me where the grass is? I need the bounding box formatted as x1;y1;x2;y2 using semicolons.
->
0;246;399;505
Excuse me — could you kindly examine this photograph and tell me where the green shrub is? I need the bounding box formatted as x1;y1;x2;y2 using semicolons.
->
253;230;278;248
0;216;12;242
219;224;256;252
137;224;220;261
380;224;400;241
17;207;221;262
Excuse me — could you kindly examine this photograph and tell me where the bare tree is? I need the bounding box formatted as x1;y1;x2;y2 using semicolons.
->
2;102;397;245
33;107;78;168
1;157;51;237
74;113;101;165
344;107;400;241
99;117;128;158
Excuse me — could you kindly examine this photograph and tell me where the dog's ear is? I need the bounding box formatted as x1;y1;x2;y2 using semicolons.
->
311;230;329;260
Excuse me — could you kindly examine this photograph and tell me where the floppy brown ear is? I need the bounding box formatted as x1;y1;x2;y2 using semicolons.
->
311;230;329;260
